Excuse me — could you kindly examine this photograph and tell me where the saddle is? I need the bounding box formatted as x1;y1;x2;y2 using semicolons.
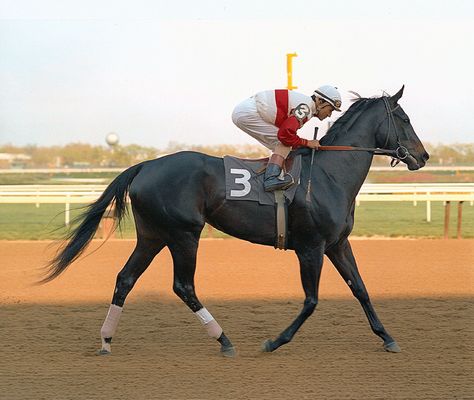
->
223;154;303;250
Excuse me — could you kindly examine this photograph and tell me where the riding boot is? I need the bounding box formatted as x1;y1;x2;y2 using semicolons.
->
264;154;294;192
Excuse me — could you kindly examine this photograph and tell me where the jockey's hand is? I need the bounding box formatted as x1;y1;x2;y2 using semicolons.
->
307;139;320;150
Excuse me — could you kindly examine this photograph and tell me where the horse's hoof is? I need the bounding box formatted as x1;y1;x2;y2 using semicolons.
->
220;345;236;358
96;349;111;356
384;341;401;353
261;339;274;353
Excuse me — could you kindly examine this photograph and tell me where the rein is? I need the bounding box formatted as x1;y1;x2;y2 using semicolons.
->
316;97;410;167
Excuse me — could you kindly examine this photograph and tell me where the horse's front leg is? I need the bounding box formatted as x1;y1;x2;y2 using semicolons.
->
325;238;401;353
263;245;324;352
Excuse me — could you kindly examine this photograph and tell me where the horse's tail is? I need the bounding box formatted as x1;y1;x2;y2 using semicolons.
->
41;162;145;283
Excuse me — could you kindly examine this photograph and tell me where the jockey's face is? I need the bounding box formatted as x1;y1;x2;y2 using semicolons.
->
316;101;334;120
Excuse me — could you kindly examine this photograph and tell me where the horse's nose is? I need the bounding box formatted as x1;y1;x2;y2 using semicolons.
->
423;152;430;162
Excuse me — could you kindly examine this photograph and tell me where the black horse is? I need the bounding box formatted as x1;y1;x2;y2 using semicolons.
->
43;87;428;356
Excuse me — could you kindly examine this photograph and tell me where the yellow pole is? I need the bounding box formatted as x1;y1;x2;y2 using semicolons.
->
286;53;298;90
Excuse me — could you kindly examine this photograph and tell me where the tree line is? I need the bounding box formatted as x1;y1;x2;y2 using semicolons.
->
0;142;473;168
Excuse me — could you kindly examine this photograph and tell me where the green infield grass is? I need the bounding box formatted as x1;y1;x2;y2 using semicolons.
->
0;201;472;240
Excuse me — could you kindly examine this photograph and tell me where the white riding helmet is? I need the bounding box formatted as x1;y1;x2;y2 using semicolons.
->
314;85;342;111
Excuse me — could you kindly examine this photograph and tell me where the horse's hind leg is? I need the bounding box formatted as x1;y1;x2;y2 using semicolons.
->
325;238;401;353
98;238;164;355
168;232;235;357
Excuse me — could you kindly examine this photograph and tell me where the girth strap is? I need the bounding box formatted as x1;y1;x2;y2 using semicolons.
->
274;190;288;250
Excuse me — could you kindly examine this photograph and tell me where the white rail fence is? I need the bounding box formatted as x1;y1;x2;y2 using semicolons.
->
1;183;473;237
358;183;474;222
0;185;105;226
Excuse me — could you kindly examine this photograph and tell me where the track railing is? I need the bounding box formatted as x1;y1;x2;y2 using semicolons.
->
1;183;473;237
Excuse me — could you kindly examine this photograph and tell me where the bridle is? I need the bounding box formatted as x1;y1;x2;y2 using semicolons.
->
381;96;409;167
317;96;412;167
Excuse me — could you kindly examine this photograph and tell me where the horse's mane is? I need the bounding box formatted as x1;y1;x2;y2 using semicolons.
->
319;96;383;146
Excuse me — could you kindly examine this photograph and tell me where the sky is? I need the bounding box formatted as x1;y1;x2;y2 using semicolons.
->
0;0;473;149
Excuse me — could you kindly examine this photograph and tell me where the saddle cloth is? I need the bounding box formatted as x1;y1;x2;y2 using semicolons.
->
223;154;302;205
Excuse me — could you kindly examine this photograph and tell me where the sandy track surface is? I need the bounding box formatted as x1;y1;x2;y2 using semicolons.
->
1;239;473;399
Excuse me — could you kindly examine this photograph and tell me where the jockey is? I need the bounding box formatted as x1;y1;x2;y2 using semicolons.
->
232;85;342;191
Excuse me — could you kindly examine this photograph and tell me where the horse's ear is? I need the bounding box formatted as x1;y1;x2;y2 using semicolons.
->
390;85;405;104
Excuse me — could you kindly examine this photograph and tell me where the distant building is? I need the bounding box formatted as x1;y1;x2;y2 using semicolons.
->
71;161;91;168
0;153;32;169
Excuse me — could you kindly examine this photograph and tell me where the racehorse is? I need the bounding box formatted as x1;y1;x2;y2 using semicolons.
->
42;86;429;357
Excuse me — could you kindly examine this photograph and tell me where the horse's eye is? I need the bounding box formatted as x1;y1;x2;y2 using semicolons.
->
404;118;410;123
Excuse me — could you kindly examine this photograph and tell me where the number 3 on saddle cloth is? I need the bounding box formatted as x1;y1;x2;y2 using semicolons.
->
223;154;302;249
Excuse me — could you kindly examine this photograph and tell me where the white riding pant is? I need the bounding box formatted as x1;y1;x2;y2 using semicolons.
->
232;97;291;157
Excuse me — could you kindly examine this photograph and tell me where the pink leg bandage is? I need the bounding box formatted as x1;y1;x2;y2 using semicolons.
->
205;320;224;338
101;304;123;338
100;304;123;352
195;308;223;339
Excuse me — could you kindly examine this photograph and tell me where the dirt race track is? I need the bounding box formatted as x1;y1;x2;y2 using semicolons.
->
1;239;473;399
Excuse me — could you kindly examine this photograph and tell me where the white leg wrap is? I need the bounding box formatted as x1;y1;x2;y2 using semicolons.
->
195;308;223;339
100;304;123;338
205;320;223;339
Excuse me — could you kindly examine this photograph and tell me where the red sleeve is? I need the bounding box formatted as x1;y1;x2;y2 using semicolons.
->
277;116;309;148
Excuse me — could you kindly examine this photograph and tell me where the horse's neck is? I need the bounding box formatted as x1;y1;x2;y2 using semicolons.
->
318;111;380;198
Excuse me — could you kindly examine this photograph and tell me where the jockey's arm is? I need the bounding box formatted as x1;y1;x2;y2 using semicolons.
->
278;116;320;149
277;116;308;148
